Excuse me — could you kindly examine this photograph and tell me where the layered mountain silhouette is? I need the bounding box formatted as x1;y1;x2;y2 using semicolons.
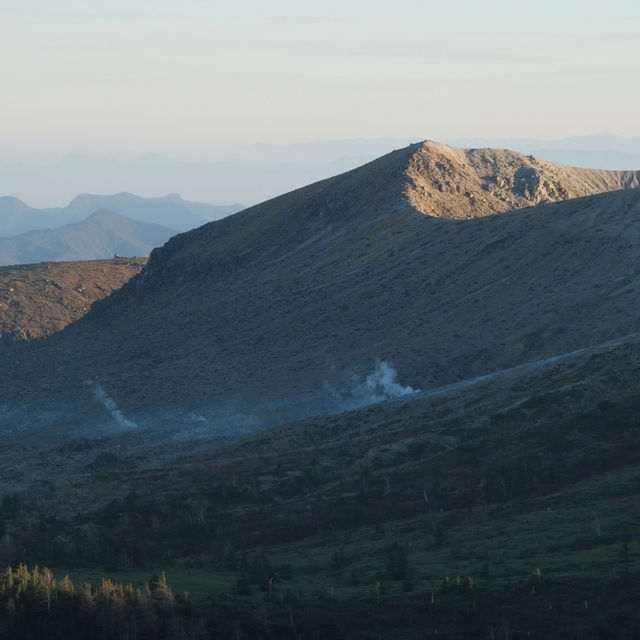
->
1;141;639;438
0;210;175;265
0;192;243;237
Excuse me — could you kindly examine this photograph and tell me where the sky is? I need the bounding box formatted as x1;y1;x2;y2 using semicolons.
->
1;0;640;162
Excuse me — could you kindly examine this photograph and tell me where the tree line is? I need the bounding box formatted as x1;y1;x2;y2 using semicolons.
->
0;564;206;640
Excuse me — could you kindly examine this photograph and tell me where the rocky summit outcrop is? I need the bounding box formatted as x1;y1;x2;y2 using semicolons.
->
405;141;640;218
1;141;639;439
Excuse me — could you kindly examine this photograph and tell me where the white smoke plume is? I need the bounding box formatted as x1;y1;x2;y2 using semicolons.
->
327;360;420;410
361;360;420;399
83;380;137;428
356;360;420;403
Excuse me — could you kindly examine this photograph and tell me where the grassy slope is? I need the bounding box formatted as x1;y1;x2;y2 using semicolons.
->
1;336;639;637
0;257;146;342
47;464;640;638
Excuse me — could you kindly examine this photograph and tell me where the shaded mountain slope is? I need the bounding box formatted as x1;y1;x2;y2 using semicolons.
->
0;210;176;265
0;142;639;435
0;257;146;343
80;187;640;407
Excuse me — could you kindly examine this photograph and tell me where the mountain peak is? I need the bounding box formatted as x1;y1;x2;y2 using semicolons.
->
0;195;34;214
404;140;640;219
1;141;639;437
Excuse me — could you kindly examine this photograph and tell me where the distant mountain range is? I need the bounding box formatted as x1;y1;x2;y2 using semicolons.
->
0;192;244;237
0;210;176;265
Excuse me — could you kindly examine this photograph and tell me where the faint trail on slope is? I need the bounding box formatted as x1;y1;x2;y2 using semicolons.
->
414;331;640;402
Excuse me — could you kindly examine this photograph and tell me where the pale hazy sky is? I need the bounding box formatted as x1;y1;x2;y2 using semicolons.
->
2;0;640;159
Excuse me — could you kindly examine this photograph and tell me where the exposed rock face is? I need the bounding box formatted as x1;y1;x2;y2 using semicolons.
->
0;141;638;437
405;141;640;218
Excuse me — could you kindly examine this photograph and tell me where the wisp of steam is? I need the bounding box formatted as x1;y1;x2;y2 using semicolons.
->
83;380;137;428
329;360;420;410
356;360;420;403
361;360;420;399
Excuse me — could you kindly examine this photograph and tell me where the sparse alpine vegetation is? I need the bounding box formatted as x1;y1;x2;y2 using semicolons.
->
0;257;146;344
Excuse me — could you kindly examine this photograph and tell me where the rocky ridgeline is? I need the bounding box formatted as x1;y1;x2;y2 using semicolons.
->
405;141;640;218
